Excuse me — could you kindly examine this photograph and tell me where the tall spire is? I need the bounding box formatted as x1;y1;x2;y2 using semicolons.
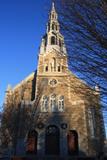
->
47;2;59;33
49;1;58;24
39;2;67;55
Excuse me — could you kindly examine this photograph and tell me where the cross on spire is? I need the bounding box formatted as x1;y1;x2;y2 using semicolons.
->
52;2;55;11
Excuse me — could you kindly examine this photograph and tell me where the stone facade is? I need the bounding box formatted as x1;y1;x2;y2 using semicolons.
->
4;2;105;157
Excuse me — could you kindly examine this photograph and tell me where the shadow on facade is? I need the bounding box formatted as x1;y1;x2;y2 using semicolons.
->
24;111;87;157
31;70;37;101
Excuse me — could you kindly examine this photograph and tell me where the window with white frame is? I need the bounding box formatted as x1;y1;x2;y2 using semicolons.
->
41;96;48;112
51;36;56;45
58;96;64;112
88;107;96;137
50;94;57;112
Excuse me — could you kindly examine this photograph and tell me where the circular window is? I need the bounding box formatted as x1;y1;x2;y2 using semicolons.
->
49;79;57;86
61;123;67;129
37;123;44;129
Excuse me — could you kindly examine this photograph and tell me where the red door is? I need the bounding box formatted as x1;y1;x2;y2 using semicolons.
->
67;130;78;155
26;130;38;154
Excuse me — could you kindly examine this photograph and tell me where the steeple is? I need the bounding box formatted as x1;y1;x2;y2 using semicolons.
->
39;2;67;55
47;2;59;33
52;2;55;11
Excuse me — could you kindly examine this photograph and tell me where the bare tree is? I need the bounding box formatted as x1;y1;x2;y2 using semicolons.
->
54;0;107;112
0;78;47;155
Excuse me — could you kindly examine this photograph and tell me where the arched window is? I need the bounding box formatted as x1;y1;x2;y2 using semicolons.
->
41;96;49;112
51;36;56;45
52;14;54;19
88;107;95;137
58;96;64;112
58;66;60;72
45;66;48;72
51;94;57;112
59;39;62;47
52;24;55;30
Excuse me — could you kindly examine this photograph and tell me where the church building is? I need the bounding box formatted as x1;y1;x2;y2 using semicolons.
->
5;3;105;157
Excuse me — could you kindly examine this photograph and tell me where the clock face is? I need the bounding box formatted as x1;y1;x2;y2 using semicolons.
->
49;79;57;86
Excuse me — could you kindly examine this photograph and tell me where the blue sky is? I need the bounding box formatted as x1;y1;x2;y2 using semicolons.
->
0;0;51;107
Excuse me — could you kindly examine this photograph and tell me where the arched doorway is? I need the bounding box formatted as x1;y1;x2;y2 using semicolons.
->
26;130;38;154
67;130;79;156
45;125;60;155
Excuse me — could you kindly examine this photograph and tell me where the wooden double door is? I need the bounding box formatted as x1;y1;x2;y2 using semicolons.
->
26;128;78;156
45;125;60;155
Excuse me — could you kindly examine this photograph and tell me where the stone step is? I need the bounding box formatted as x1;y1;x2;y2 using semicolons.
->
10;156;107;160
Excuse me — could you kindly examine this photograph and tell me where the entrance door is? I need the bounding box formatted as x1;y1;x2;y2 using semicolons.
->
45;125;60;155
67;130;79;156
26;130;38;154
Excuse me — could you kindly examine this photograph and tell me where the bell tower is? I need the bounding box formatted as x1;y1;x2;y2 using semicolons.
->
39;2;67;55
37;2;68;76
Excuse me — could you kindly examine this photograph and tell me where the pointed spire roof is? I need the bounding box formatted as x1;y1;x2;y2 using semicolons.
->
50;1;58;21
6;84;12;91
39;1;67;55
